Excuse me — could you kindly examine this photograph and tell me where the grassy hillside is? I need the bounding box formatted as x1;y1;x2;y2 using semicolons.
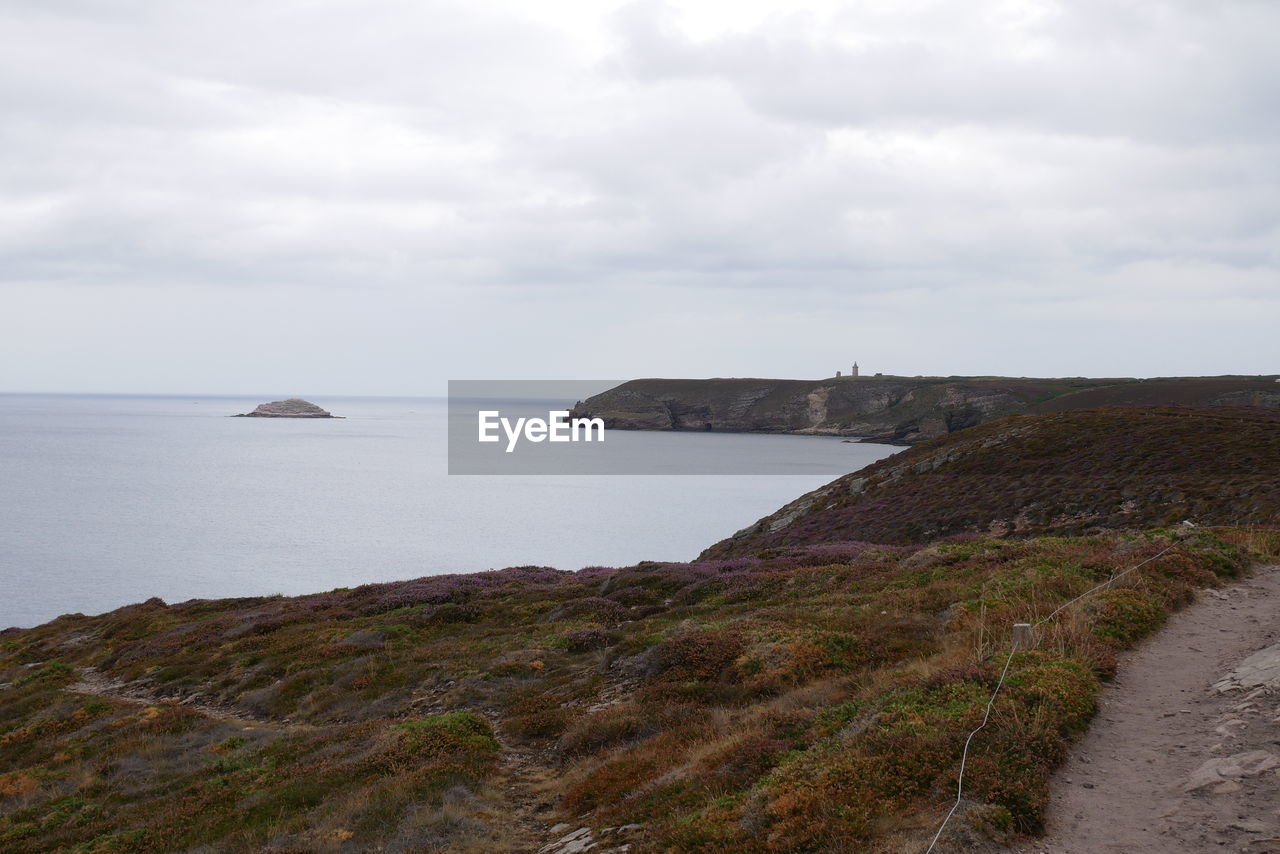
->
2;529;1279;853
703;407;1280;559
1031;377;1280;412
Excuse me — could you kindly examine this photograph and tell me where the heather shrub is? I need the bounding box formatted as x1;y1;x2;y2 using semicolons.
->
748;745;880;850
1145;552;1218;595
697;733;792;792
1087;589;1165;646
375;712;499;781
648;628;746;683
562;720;715;818
489;654;548;678
1193;535;1248;578
1007;655;1098;735
100;614;158;641
604;584;661;607
562;626;613;652
141;703;201;735
965;704;1066;831
13;661;74;687
0;770;39;799
559;705;653;755
546;596;628;623
415;603;480;625
562;754;663;814
394;712;497;750
502;694;577;741
1215;526;1280;559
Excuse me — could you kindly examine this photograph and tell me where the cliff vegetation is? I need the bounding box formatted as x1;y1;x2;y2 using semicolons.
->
702;407;1280;558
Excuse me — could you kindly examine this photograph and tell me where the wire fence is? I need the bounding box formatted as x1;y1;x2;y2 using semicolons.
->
921;541;1178;853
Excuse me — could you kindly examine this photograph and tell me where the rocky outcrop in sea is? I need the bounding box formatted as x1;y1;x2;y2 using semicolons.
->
234;398;340;418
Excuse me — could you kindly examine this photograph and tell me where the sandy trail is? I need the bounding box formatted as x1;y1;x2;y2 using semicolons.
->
1010;565;1280;854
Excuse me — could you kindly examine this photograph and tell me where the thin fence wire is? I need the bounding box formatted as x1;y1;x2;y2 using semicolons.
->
922;637;1023;854
1032;544;1176;629
921;541;1177;853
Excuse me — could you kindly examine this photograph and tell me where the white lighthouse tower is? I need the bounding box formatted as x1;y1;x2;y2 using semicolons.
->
851;362;859;378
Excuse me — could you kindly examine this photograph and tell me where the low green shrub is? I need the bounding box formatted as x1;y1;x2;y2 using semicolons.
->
1087;589;1165;646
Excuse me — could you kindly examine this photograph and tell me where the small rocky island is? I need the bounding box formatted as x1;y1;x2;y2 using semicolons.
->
234;398;341;418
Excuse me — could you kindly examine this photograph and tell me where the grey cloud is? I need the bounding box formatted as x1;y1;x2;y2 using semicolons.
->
0;0;1276;393
611;0;1280;145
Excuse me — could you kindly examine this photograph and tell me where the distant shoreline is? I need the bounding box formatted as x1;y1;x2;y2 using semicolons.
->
571;374;1280;445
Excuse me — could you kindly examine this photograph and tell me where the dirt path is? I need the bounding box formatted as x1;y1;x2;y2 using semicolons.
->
67;666;307;728
478;712;637;854
1009;565;1280;854
481;728;563;853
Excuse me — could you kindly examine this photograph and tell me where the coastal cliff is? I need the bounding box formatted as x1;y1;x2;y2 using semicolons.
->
570;375;1280;444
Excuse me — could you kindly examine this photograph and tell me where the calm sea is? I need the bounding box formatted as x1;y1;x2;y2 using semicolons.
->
0;395;900;628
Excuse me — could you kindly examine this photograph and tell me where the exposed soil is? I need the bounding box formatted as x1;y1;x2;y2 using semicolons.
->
1010;565;1280;854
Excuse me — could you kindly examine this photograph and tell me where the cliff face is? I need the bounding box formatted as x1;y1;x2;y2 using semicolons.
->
570;377;1049;442
570;376;1280;444
700;406;1280;557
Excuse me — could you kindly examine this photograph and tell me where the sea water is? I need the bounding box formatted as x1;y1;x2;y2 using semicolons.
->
0;394;900;628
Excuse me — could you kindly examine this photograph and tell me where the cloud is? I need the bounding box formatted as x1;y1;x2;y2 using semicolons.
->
612;0;1280;144
0;0;1276;391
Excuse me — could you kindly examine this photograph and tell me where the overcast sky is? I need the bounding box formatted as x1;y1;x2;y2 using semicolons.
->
3;0;1277;394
